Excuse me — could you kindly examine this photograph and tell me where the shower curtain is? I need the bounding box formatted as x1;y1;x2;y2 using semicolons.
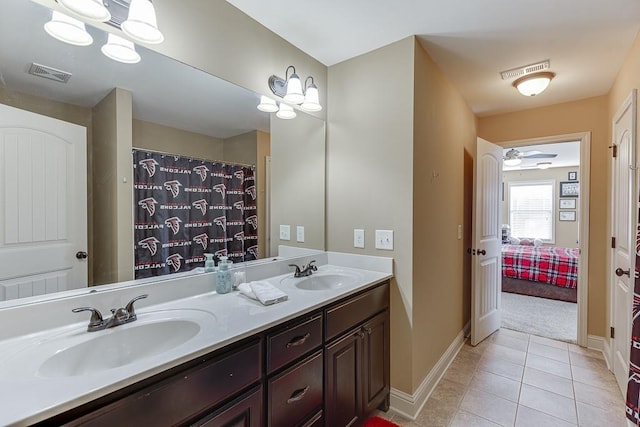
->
626;208;640;424
132;149;258;279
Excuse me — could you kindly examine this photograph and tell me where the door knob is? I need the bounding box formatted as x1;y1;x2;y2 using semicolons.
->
477;249;486;256
616;267;630;277
76;251;88;260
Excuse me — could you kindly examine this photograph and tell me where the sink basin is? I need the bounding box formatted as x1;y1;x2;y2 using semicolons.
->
287;272;362;291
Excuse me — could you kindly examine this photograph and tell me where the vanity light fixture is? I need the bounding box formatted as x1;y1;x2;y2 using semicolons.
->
300;77;322;112
44;10;93;46
276;103;296;120
257;95;279;113
268;65;322;112
121;0;164;44
57;0;111;22
101;33;141;64
513;71;555;97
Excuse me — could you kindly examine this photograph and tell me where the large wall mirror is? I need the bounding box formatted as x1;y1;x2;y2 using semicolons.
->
0;0;325;304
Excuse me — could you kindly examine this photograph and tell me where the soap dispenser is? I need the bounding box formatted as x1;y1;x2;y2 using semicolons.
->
215;256;233;294
204;253;215;273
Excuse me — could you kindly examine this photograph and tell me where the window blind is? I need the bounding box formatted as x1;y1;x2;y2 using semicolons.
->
509;182;554;241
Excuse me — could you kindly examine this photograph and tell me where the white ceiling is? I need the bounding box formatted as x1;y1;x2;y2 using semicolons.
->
227;0;640;116
502;141;580;171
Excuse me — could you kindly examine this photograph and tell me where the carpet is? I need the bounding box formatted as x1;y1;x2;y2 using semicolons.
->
501;291;577;343
362;416;399;427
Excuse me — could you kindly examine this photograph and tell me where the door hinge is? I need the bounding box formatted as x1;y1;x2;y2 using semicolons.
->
609;144;618;158
611;326;615;339
611;237;616;249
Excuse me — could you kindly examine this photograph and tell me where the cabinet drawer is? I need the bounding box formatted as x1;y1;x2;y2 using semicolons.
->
64;340;262;426
194;385;262;427
267;314;322;373
325;282;389;341
268;350;323;427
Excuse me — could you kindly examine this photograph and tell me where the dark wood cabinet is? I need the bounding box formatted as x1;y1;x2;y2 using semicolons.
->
39;281;390;427
325;298;390;426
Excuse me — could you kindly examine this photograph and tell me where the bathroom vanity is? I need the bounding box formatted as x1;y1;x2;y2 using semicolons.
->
0;252;392;427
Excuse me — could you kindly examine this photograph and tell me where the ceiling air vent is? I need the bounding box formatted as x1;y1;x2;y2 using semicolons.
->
500;60;550;80
28;63;72;83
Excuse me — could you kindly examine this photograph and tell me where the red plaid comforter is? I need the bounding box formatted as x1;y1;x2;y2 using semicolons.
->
501;244;579;289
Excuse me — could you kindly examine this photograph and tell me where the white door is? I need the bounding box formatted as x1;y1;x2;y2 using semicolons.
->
471;138;503;345
0;104;87;301
611;91;637;393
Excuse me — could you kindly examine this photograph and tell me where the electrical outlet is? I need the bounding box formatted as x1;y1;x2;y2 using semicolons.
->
375;230;393;250
354;229;365;248
296;226;305;242
279;225;290;241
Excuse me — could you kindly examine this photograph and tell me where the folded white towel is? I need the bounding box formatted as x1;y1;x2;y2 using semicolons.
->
238;281;288;306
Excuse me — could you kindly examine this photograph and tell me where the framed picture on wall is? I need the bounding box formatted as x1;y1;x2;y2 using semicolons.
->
559;211;577;221
568;171;578;181
559;199;576;209
560;181;579;197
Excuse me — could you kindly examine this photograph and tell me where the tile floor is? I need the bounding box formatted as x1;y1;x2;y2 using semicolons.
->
374;328;628;426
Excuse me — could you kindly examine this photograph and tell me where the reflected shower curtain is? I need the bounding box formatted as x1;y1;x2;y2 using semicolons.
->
626;205;640;424
132;149;258;279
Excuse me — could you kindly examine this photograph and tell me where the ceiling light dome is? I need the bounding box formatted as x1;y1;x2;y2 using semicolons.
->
537;162;552;169
44;11;93;46
58;0;111;22
513;72;555;97
503;158;522;166
122;0;164;44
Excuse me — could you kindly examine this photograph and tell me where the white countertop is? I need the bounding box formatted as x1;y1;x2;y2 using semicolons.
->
0;254;392;426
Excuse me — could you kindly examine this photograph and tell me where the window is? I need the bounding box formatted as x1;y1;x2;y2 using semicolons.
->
508;181;554;242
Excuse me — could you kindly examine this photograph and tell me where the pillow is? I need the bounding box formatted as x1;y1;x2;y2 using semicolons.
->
533;238;543;247
509;237;520;245
519;238;534;246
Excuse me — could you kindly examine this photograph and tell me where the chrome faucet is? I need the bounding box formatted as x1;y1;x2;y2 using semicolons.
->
289;260;317;278
72;294;148;332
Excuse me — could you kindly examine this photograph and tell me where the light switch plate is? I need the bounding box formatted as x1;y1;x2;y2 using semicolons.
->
296;226;305;242
279;225;290;241
375;229;393;250
354;229;365;248
457;224;462;240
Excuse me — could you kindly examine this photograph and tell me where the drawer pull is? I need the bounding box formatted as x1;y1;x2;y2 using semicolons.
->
287;385;310;403
365;327;372;335
286;332;311;348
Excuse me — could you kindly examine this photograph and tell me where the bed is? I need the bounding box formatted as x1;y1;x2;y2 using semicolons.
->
501;244;579;303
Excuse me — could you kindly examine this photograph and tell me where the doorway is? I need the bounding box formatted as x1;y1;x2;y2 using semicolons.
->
499;133;590;347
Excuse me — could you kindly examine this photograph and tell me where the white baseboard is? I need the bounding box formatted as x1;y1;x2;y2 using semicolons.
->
587;334;611;369
389;322;470;420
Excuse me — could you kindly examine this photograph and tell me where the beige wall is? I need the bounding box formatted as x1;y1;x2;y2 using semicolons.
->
270;113;325;256
478;96;609;337
327;37;416;392
256;131;271;259
412;40;477;391
133;119;224;159
503;167;580;248
92;88;134;285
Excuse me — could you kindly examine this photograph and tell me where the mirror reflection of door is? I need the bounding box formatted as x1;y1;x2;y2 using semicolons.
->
0;103;87;301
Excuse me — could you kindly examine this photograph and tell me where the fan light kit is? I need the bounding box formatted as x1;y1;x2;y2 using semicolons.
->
503;148;558;167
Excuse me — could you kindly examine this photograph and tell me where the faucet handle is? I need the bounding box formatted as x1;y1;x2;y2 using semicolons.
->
72;307;104;327
307;260;317;271
288;264;302;276
124;294;148;320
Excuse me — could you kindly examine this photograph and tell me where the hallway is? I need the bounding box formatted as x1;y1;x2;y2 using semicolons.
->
376;328;626;426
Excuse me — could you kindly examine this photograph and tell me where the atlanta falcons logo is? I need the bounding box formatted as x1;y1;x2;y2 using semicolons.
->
139;158;159;178
234;231;245;242
246;215;258;230
138;197;158;216
164;217;182;235
166;254;183;272
138;237;160;256
214;249;228;258
234;170;244;182
213;183;226;199
193;165;209;182
214;216;227;232
247;245;258;259
192;199;208;216
636;224;640;255
245;186;257;200
164;180;182;198
233;201;244;212
193;233;209;250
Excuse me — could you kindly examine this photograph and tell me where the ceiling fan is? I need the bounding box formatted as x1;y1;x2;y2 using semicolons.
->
503;148;557;166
